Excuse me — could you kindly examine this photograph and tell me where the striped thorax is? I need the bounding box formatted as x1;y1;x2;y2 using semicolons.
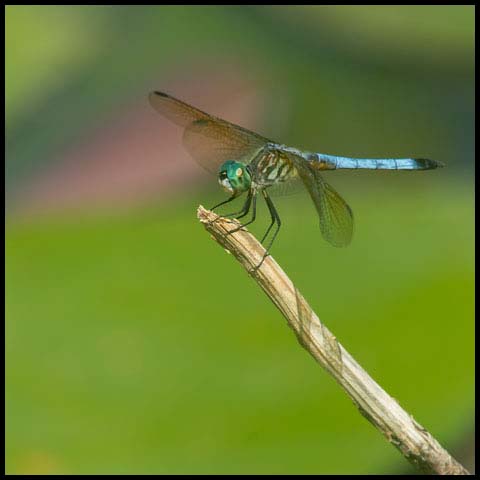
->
254;148;295;188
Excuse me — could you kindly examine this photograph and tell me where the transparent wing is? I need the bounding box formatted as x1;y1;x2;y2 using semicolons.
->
290;155;354;247
267;174;305;197
315;175;354;247
149;91;270;174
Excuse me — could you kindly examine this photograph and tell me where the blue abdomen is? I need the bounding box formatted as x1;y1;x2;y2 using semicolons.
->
311;153;443;171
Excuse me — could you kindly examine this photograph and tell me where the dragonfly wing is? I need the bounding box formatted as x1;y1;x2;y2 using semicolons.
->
183;119;266;174
289;155;354;247
267;174;304;197
149;91;269;174
315;175;354;247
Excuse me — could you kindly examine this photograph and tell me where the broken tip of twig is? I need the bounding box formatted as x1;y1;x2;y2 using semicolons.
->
197;205;212;224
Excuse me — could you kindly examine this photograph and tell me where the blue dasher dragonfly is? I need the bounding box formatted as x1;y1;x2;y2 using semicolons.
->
149;91;443;264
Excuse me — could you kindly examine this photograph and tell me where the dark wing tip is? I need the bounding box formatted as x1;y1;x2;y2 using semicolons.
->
151;90;169;98
148;91;171;106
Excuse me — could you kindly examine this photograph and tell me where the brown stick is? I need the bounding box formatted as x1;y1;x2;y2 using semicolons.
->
197;205;470;475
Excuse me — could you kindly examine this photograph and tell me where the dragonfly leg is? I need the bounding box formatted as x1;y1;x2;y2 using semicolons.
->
222;192;252;219
208;193;252;229
264;194;281;255
226;193;257;235
260;189;276;244
208;194;242;227
210;195;236;212
252;190;281;272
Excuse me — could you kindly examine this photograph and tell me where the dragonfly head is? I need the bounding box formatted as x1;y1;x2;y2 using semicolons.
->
218;161;252;196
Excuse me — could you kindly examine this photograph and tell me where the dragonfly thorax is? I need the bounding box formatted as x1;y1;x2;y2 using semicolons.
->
218;161;252;196
255;149;295;187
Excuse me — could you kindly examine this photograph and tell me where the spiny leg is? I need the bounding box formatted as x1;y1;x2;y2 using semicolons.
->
263;190;281;254
222;192;252;219
210;195;236;212
260;189;276;244
209;193;252;229
226;193;257;235
252;190;281;272
208;196;234;227
208;194;248;227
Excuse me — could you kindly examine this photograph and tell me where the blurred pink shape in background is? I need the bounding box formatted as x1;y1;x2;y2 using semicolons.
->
16;72;263;216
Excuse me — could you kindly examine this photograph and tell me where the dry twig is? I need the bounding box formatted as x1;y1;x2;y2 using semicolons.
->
197;205;470;475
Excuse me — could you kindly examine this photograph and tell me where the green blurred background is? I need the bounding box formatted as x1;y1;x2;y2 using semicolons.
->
5;5;474;474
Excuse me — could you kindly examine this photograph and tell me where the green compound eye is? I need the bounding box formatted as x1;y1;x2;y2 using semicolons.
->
218;161;252;196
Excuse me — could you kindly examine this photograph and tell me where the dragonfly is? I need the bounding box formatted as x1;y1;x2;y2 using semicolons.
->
149;91;443;266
